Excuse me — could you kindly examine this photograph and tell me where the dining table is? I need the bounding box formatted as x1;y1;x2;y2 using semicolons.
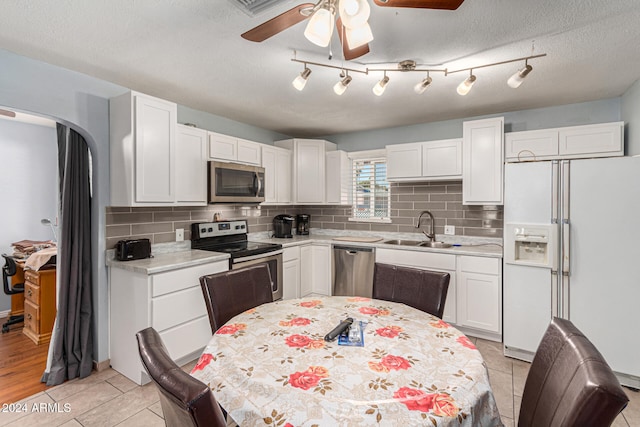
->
191;296;503;426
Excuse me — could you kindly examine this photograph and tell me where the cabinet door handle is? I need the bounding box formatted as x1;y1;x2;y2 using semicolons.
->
27;313;32;320
27;289;32;296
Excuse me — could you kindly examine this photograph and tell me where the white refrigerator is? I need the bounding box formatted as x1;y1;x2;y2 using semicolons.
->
503;156;640;388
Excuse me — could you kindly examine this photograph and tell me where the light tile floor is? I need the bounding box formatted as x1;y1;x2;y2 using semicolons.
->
1;338;638;426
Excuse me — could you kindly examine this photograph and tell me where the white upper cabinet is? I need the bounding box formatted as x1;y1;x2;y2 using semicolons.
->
110;91;177;206
275;138;337;204
208;131;261;165
463;117;504;205
386;139;462;181
326;150;352;205
175;124;207;205
261;145;292;204
505;121;623;162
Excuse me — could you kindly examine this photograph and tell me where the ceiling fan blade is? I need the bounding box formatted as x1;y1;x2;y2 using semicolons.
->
373;0;464;10
336;17;370;61
241;3;315;42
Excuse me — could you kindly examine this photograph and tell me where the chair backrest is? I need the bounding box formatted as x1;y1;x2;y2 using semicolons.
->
2;254;22;295
136;327;226;427
372;263;450;318
199;263;274;334
518;317;629;427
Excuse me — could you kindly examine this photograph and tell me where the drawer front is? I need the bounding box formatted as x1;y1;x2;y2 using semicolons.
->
152;261;228;297
283;246;300;262
24;282;40;305
24;300;40;334
152;286;208;332
376;248;456;271
160;316;212;361
459;256;501;275
24;270;40;286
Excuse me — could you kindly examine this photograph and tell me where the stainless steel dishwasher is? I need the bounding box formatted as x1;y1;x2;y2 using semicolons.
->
332;245;375;297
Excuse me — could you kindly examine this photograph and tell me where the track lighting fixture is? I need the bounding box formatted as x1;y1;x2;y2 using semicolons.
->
292;67;312;91
290;52;546;97
333;72;353;95
414;73;433;94
508;62;533;88
457;71;476;96
304;7;335;47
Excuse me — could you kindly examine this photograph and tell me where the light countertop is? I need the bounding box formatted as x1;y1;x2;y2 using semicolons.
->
106;249;229;275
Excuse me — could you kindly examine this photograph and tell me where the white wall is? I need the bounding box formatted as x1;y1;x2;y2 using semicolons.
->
0;119;57;312
622;79;640;156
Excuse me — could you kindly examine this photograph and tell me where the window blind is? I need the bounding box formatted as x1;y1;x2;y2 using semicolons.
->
352;158;390;220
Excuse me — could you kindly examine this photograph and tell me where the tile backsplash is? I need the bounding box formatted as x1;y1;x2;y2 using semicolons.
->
105;180;502;248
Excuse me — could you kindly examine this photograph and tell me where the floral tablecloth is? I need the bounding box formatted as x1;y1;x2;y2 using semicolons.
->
191;296;503;427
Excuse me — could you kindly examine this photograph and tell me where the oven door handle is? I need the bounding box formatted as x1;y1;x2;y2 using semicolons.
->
233;250;283;264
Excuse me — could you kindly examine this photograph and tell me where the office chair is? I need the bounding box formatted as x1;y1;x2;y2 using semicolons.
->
199;264;274;334
2;254;25;333
518;317;629;427
372;262;450;318
136;327;226;427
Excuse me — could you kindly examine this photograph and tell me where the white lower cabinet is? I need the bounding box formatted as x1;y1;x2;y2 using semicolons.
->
109;260;228;384
283;246;301;300
456;256;502;339
375;248;502;341
300;244;331;297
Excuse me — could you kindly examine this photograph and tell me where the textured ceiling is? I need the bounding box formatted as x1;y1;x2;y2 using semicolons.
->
1;0;639;137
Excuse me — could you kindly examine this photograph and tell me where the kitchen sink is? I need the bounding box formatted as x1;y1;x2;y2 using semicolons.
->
382;239;423;246
418;241;453;248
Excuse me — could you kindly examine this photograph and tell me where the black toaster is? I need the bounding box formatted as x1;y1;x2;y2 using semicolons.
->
115;239;152;261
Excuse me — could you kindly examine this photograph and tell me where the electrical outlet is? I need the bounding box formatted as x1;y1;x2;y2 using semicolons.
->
444;225;455;235
175;228;184;241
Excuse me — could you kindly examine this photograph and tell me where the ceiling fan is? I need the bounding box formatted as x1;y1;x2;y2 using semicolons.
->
241;0;465;60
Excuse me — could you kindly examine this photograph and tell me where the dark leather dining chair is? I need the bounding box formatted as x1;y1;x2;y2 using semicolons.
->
199;263;274;334
518;317;629;427
372;262;450;318
136;327;226;427
2;254;25;333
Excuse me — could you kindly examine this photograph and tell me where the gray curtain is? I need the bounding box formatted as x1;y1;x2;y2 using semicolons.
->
42;123;93;385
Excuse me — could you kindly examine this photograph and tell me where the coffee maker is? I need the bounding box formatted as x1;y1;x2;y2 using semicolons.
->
272;215;294;238
296;214;310;235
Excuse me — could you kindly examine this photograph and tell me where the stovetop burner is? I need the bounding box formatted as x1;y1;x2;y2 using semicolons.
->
191;220;281;260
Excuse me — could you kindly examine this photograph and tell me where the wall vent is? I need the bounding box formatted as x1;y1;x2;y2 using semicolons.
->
228;0;290;17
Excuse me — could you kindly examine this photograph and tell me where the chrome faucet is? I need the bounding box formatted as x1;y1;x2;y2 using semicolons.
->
416;210;436;242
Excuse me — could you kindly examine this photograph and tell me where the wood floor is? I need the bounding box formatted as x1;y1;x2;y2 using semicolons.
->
0;317;51;404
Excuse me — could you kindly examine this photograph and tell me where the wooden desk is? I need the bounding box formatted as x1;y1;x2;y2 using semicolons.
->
11;261;57;345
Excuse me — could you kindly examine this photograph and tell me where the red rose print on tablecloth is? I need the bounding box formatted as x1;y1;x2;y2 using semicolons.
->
347;296;371;302
216;323;246;335
394;388;460;417
191;353;213;373
359;306;390;316
299;300;322;308
457;335;476;350
279;317;311;327
430;319;450;329
288;366;329;390
368;354;411;372
285;334;325;349
375;325;403;338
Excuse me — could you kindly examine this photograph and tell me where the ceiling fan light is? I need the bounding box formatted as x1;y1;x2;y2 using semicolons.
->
304;8;335;47
457;74;476;96
414;76;433;94
339;0;370;29
372;75;390;96
345;22;374;49
292;67;312;91
507;64;533;88
333;75;353;95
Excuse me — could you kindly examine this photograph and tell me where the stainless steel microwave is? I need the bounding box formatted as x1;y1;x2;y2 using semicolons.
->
208;161;265;203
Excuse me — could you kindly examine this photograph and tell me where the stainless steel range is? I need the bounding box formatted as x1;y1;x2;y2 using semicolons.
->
191;220;283;300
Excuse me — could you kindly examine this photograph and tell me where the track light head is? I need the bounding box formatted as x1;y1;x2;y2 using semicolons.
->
373;75;390;96
457;73;476;96
414;76;433;94
334;75;353;95
292;67;312;91
508;64;533;88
